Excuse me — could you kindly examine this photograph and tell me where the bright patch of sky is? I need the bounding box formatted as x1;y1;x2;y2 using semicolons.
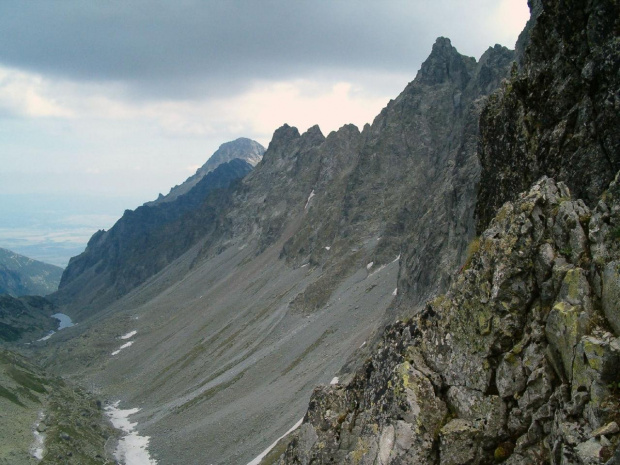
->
0;0;529;265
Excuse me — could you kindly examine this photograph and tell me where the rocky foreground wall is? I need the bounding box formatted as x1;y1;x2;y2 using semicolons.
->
275;174;620;464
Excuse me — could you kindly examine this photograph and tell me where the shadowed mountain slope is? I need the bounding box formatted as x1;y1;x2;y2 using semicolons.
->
54;158;253;319
475;0;620;231
0;248;63;298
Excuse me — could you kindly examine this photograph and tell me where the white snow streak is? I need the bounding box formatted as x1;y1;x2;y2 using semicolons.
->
366;262;374;270
37;331;54;341
325;246;331;251
392;288;398;296
111;341;134;356
30;411;46;460
106;401;157;465
247;417;304;465
121;330;137;340
330;377;339;385
304;189;315;209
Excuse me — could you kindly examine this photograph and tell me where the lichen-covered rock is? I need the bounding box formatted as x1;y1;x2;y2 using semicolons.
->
275;173;620;464
439;419;481;465
602;261;620;335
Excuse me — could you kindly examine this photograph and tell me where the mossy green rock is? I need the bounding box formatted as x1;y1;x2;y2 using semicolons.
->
602;261;620;335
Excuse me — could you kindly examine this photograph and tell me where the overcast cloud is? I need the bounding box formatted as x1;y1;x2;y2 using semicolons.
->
0;0;530;265
0;1;528;98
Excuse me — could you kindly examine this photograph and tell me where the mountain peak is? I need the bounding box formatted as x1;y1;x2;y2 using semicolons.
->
147;137;264;205
300;124;325;146
418;36;476;87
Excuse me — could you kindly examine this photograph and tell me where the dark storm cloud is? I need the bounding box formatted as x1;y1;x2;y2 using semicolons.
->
0;0;467;98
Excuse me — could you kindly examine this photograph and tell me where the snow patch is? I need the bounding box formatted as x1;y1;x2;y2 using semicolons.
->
366;262;374;270
359;341;366;348
121;330;137;340
392;254;401;263
330;377;339;385
37;331;54;342
30;411;46;460
325;246;331;251
247;417;304;465
106;401;157;465
112;341;134;356
304;189;315;209
392;288;398;296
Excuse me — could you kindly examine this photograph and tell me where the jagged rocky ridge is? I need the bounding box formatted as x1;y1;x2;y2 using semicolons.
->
57;38;514;322
273;0;620;463
192;38;515;315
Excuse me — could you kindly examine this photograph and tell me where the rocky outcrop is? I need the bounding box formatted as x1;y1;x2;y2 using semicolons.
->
54;159;253;318
0;248;63;298
475;0;620;231
147;137;264;205
276;174;620;465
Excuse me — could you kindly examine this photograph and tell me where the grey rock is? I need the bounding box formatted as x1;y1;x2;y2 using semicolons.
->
576;438;604;465
439;419;481;465
590;421;619;438
497;353;527;398
602;261;620;336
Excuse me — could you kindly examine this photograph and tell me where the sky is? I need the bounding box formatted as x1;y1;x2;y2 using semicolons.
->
0;0;530;267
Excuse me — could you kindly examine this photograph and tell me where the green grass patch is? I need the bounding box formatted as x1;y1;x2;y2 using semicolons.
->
462;236;481;271
0;384;24;407
8;366;47;393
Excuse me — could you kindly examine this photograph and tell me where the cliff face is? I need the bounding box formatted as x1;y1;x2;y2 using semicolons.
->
274;0;620;464
475;0;620;231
